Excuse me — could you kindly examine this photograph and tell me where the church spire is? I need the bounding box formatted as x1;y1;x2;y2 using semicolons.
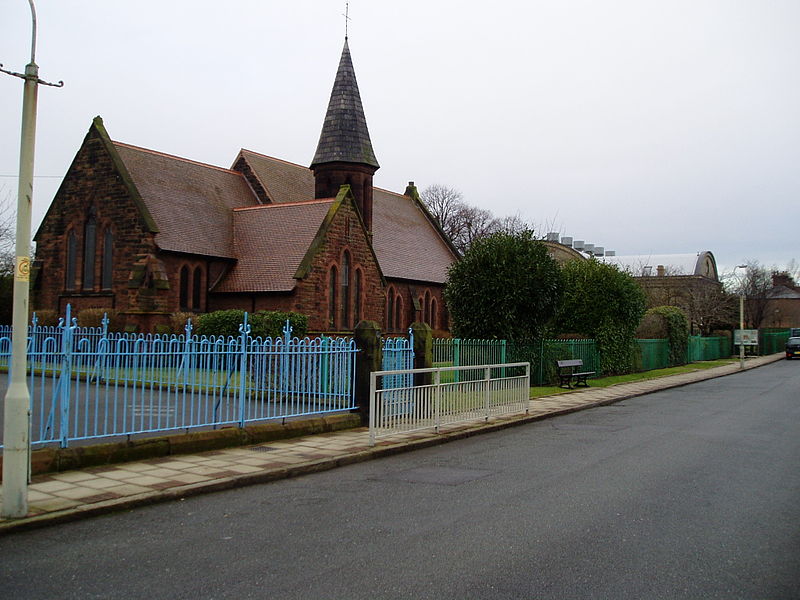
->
311;39;379;169
311;39;379;232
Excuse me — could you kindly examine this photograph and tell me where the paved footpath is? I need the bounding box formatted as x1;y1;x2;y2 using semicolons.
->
0;354;783;534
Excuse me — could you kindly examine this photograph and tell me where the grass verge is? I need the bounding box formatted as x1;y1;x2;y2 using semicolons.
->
529;359;736;398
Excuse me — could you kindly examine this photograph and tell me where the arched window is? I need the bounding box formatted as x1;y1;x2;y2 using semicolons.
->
424;290;431;324
341;251;351;329
179;266;190;311
386;286;395;330
192;266;202;311
65;230;77;290
430;297;438;329
353;268;362;325
328;266;338;329
395;293;403;331
82;215;97;289
101;228;113;290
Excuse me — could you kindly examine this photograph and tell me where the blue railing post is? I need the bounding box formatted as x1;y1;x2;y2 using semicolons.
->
59;304;77;448
320;336;330;397
29;311;38;354
238;313;251;427
281;319;292;395
93;312;110;382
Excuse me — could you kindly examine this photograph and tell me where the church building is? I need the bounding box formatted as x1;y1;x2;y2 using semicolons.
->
32;40;459;333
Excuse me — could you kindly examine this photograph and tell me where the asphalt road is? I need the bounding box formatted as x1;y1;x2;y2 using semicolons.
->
2;361;799;599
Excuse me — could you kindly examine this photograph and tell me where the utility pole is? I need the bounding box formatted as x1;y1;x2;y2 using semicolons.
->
734;264;747;371
1;0;62;518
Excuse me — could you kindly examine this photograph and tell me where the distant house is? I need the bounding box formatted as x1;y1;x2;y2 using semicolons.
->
31;40;458;333
761;273;800;328
602;252;724;333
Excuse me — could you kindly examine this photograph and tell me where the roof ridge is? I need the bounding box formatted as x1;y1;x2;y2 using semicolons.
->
113;141;242;176
233;198;334;212
239;148;309;170
373;186;405;198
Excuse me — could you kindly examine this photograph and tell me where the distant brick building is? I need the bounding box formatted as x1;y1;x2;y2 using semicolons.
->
761;273;800;328
32;40;458;333
602;252;725;334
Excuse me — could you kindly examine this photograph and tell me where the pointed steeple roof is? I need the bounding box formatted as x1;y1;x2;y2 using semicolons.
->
311;39;379;169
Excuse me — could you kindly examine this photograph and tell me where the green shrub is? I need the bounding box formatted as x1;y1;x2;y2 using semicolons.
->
251;310;308;338
195;309;308;338
33;309;59;327
76;308;121;329
444;230;562;341
555;259;646;375
645;306;689;366
170;312;196;334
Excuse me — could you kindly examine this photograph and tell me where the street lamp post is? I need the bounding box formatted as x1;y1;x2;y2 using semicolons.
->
0;0;62;519
734;264;748;371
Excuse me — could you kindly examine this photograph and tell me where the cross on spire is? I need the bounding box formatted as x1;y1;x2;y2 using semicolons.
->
342;2;351;39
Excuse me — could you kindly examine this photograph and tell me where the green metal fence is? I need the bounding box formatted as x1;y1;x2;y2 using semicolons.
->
637;339;670;371
433;330;782;388
761;330;790;355
435;338;600;386
687;336;730;362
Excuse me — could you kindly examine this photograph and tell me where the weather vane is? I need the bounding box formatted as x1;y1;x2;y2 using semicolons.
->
342;2;351;39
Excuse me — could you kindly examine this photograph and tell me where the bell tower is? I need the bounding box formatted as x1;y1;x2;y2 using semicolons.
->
310;39;379;231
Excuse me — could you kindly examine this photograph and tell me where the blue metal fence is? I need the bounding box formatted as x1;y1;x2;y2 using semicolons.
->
0;307;357;448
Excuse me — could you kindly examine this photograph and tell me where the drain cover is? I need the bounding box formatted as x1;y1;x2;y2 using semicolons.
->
249;446;277;453
377;467;493;486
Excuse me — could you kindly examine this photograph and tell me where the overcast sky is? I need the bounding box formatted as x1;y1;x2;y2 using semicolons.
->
1;1;798;276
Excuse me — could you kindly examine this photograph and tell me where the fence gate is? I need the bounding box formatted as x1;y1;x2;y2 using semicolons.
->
381;331;415;416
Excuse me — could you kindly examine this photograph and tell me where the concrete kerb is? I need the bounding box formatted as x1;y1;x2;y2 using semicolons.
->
0;354;783;535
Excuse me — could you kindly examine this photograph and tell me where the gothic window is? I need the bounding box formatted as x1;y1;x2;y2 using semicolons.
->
82;215;97;289
386;286;395;330
65;230;77;290
341;251;351;329
192;266;202;311
424;290;431;324
353;268;362;325
430;297;438;329
328;266;338;329
179;266;190;311
394;293;403;331
101;228;113;290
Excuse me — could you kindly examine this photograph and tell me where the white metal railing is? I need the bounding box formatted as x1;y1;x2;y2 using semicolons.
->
369;362;530;445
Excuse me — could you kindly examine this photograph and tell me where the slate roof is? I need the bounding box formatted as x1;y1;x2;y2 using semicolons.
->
214;200;335;293
114;142;257;258
768;285;800;300
236;149;314;204
311;39;379;169
239;153;456;283
372;188;456;283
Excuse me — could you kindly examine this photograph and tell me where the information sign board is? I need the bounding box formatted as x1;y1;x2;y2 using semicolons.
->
734;329;759;346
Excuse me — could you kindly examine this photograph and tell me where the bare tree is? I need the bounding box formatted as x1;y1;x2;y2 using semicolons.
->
0;186;15;275
420;184;534;254
0;186;16;324
454;204;497;254
784;258;800;285
491;213;530;235
727;260;773;328
420;184;466;243
684;285;737;335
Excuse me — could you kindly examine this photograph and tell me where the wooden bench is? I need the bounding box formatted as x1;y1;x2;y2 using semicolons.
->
556;359;595;389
